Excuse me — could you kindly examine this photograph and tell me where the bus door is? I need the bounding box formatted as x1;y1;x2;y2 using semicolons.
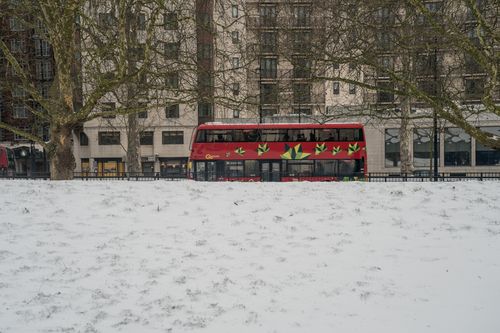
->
195;161;218;181
261;161;281;182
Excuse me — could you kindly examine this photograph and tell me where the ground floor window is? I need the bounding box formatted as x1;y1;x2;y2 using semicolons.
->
96;159;125;176
160;158;187;177
142;161;155;174
81;158;90;175
476;127;500;166
444;128;471;166
385;129;400;167
413;128;440;168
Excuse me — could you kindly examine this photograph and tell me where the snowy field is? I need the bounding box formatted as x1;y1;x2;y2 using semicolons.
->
0;180;499;333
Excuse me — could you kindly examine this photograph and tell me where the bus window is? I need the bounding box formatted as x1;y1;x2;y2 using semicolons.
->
243;129;260;142
317;128;338;141
244;160;259;177
287;160;314;176
232;130;245;142
196;130;207;143
338;128;363;141
206;130;233;142
315;160;338;176
261;129;288;142
225;161;244;178
338;160;358;175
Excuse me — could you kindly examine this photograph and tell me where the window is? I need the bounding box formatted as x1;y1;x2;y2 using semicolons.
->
476;127;500;166
376;30;392;49
164;42;179;60
245;160;259;177
162;131;183;144
79;132;89;146
259;5;277;27
165;72;179;89
37;82;50;98
164;12;178;30
232;57;240;69
293;31;312;53
444;128;471;166
231;31;239;44
225;161;244;178
260;31;277;53
260;84;278;104
131;45;145;61
98;132;120;145
198;43;212;60
140;131;154;145
293;84;311;104
464;78;484;99
293;6;311;27
417;1;442;24
349;83;356;95
137;106;148;118
34;39;50;57
137;13;146;30
293;57;311;78
232;5;239;18
333;82;340;95
232;83;240;96
10;39;25;53
101;102;116;119
98;13;115;28
413;128;439;168
233;109;240;118
294;107;312;115
13;104;28;118
12;85;26;99
198;103;212;117
287;160;314;177
165;104;180;118
385;129;400;167
262;108;278;117
160;158;187;177
35;60;53;80
260;58;277;79
9;17;25;31
377;81;394;103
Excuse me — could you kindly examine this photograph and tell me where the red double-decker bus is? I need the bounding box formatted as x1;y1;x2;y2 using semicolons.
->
189;123;367;181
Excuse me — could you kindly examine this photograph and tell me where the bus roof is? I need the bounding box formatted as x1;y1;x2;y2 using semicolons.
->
197;123;364;130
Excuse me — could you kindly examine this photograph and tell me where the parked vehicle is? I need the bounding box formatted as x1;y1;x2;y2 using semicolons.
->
0;145;16;176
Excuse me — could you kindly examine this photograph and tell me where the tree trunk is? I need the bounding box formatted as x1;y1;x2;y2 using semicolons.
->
126;113;141;174
49;124;75;180
399;96;413;174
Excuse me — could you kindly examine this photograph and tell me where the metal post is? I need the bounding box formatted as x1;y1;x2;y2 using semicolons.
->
432;39;439;182
30;141;35;177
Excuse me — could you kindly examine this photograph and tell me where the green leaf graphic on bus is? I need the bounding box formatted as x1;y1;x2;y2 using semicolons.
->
331;146;342;155
348;143;360;155
314;143;327;155
234;147;246;156
257;143;270;156
281;144;311;160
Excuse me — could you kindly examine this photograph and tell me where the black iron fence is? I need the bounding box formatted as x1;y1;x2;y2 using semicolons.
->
1;171;499;182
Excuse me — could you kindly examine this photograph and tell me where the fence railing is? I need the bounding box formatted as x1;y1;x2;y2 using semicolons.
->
1;171;499;182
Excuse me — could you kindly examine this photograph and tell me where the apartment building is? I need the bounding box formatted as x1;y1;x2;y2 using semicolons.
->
225;0;500;174
0;3;51;175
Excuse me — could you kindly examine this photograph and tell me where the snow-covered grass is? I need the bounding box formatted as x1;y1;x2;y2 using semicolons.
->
0;180;499;333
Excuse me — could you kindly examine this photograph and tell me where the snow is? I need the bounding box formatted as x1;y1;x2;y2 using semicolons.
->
0;180;499;333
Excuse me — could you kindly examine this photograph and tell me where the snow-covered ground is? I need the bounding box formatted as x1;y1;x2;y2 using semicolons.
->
0;180;499;333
